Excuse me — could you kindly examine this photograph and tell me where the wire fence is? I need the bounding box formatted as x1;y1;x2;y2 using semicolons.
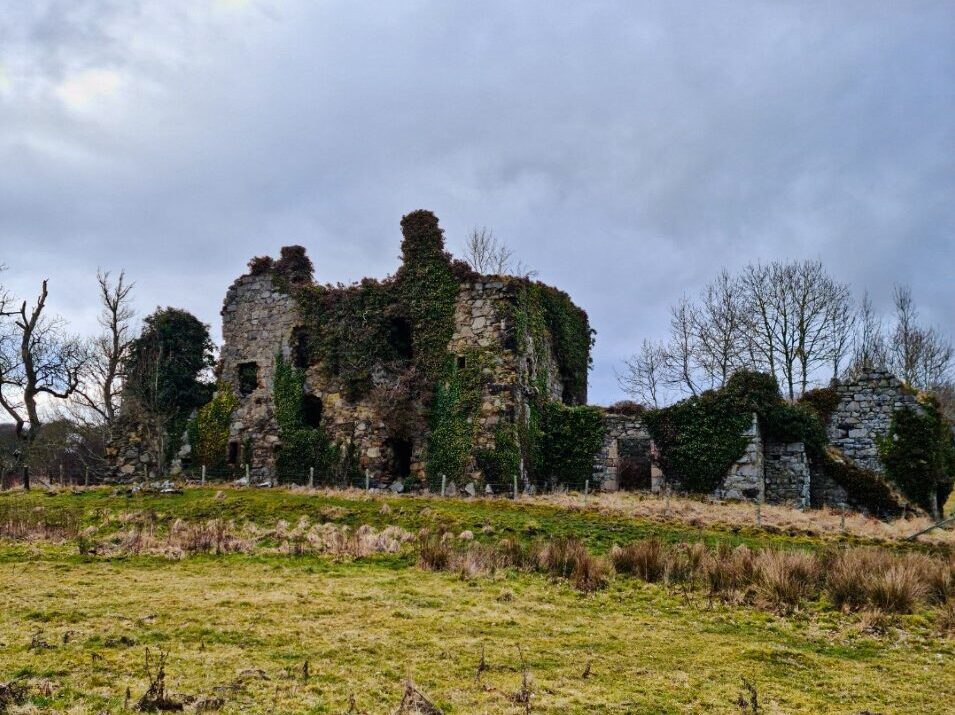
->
1;460;596;499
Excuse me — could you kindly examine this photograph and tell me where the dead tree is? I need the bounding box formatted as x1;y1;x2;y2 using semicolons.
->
0;279;87;446
463;227;534;277
619;339;666;406
72;270;135;431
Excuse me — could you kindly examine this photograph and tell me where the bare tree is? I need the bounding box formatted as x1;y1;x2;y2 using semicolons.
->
788;260;851;393
694;270;746;388
0;279;87;445
664;298;700;396
888;285;952;389
618;339;666;406
739;262;779;377
71;271;135;430
826;284;855;382
463;227;534;277
852;291;888;371
890;285;920;384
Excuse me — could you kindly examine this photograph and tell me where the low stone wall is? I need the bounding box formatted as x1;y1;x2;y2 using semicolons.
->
764;441;810;507
592;413;651;490
809;468;850;510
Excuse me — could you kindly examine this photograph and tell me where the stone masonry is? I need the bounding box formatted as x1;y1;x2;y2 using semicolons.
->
589;366;921;512
592;412;652;491
219;268;569;485
719;414;765;501
827;366;919;473
764;441;811;507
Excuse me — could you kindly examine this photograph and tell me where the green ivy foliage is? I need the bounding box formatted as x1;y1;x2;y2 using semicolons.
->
424;361;473;488
124;307;216;463
644;371;825;494
536;402;605;487
879;396;955;513
475;424;522;488
272;353;352;483
394;211;460;387
273;353;317;479
510;281;594;404
186;385;238;471
260;210;597;489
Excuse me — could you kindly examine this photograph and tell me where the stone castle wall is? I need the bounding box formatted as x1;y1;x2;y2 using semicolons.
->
592;413;652;490
220;274;300;478
719;414;765;501
219;273;565;485
827;367;919;473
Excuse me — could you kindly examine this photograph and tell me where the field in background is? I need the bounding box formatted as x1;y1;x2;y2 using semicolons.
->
0;486;953;713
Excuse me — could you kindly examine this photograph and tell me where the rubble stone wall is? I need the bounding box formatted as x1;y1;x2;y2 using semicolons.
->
764;441;811;507
218;274;564;485
827;367;919;473
592;413;652;490
719;414;764;501
220;274;299;479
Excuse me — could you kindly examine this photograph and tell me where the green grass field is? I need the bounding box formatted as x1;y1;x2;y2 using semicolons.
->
0;487;952;713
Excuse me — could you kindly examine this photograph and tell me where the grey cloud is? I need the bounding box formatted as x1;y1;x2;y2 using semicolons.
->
1;0;952;404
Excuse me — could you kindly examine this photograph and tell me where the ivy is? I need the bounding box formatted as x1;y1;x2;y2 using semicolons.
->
537;402;605;488
475;424;522;488
186;385;238;471
258;210;598;490
510;281;594;404
643;392;752;494
879;396;955;513
643;371;824;494
424;360;474;488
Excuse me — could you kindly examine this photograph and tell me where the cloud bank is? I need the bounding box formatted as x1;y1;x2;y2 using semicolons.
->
1;0;952;403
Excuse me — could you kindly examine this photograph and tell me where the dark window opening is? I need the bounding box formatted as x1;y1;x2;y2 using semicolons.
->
227;441;239;465
238;362;259;396
386;438;413;480
291;327;311;369
503;330;518;352
387;317;413;362
456;355;467;369
303;394;323;429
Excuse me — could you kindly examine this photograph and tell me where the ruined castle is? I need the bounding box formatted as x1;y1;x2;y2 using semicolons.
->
217;210;587;489
110;210;949;516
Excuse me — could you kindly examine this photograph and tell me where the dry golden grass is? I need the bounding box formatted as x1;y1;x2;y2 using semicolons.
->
535;489;955;544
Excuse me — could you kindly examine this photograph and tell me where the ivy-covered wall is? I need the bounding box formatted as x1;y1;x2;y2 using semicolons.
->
218;210;599;490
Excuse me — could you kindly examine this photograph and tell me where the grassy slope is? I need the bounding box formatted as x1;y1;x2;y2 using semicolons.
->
0;487;952;713
3;486;946;553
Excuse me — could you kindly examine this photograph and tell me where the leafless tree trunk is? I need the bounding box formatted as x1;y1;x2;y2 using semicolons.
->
619;339;666;406
852;291;887;371
0;279;87;445
462;227;534;277
740;262;778;377
664;298;700;396
694;270;745;388
887;285;953;388
72;271;135;431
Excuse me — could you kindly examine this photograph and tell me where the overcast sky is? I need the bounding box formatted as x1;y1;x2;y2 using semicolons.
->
1;0;952;405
